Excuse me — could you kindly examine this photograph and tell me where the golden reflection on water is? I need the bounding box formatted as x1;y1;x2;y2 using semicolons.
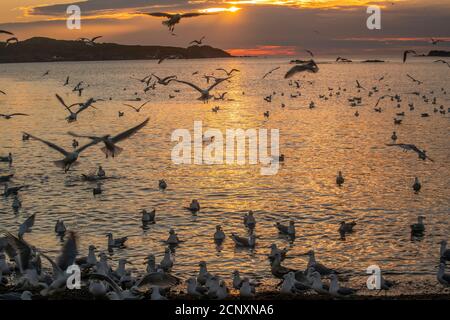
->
0;58;449;291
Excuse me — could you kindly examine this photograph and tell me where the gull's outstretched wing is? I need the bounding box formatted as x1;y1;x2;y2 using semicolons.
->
5;232;32;272
75;139;103;154
9;113;29;117
91;36;102;42
181;12;209;18
146;12;173;18
0;30;14;35
284;64;317;79
39;251;63;276
207;76;232;91
24;132;69;156
55;94;79;112
112;118;150;143
123;104;139;111
67;131;100;140
305;49;314;57
18;214;36;238
172;79;204;93
56;231;78;271
262;67;280;79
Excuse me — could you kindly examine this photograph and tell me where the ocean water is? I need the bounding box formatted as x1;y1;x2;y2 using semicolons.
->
0;57;449;294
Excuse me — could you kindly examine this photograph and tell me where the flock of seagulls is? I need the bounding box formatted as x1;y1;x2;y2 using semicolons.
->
1;25;450;301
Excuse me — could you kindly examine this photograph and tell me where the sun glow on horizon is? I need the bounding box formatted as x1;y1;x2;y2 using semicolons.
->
200;6;242;13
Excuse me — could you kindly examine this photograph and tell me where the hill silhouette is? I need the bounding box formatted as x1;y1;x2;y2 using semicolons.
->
0;37;232;63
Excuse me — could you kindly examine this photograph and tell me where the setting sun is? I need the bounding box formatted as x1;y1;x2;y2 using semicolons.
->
200;7;242;14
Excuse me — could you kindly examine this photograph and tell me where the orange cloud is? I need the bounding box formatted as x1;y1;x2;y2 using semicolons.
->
336;37;450;42
225;0;399;9
227;45;297;56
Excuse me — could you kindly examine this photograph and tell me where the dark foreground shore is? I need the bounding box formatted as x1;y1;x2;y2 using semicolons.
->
2;286;449;300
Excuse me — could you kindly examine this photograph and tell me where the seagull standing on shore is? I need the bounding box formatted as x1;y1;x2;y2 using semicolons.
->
303;250;336;275
329;274;356;297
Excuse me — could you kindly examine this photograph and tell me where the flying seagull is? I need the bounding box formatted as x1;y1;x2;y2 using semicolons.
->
24;132;101;172
356;80;365;90
430;38;446;45
386;143;434;162
55;94;98;123
406;74;423;85
79;36;102;46
0;30;14;36
152;74;177;85
122;100;151;112
170;77;232;102
374;94;394;108
216;68;240;76
4;37;18;47
336;57;352;63
158;54;183;64
403;50;416;63
67;118;149;158
190;36;205;46
284;60;319;79
434;60;450;68
142;12;211;32
262;67;280;79
0;113;29;120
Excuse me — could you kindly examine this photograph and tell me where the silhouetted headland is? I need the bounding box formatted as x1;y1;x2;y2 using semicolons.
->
427;50;450;57
0;37;232;63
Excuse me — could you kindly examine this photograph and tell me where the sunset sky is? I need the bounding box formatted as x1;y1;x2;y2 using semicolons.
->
0;0;449;56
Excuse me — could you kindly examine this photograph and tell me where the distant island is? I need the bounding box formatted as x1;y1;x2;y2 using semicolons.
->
427;50;450;57
361;59;385;63
0;37;232;63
